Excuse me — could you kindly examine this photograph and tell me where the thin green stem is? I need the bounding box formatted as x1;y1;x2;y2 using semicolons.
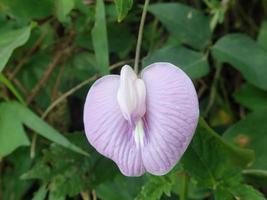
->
0;160;2;199
134;0;150;73
29;60;132;158
30;133;37;159
180;172;189;200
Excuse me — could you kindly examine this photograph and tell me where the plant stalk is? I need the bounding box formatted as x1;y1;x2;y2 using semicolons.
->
180;172;189;200
134;0;150;73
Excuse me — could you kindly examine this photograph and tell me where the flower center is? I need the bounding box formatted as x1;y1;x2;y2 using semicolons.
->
117;65;146;146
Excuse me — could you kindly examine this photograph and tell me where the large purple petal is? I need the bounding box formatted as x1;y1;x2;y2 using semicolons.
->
83;75;145;176
141;62;199;175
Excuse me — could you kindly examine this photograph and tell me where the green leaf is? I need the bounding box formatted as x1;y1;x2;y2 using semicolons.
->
232;185;266;200
55;0;75;23
96;174;145;200
214;186;233;200
181;118;254;188
63;52;97;88
21;143;91;197
149;3;211;50
22;133;118;198
0;103;30;157
258;21;267;52
0;73;25;104
33;185;48;200
212;34;267;90
48;192;65;200
114;0;133;22
108;23;134;58
4;102;88;156
135;174;176;200
184;120;262;199
215;184;265;200
142;46;210;79
224;109;267;170
0;25;32;72
92;0;110;75
18;51;57;109
3;148;33;200
234;83;267;111
171;172;211;200
182;120;228;188
0;0;54;21
214;169;265;199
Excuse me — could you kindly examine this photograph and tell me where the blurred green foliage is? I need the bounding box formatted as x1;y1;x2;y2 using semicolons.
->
0;0;267;199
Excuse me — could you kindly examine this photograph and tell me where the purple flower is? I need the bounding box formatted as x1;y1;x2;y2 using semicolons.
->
83;62;199;176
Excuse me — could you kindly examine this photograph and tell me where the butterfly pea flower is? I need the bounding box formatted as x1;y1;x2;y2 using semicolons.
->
83;62;199;176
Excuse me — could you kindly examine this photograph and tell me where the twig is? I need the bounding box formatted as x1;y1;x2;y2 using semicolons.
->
52;62;66;100
180;172;189;200
92;190;97;200
197;79;207;99
0;160;2;199
81;191;90;200
9;32;47;80
42;75;98;119
30;59;132;158
26;30;76;105
30;134;37;158
204;64;222;117
134;0;150;73
42;59;133;118
26;48;70;105
110;59;134;70
11;77;29;95
29;74;96;158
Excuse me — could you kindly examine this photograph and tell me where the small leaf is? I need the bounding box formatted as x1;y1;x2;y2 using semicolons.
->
0;103;30;157
149;3;211;50
135;174;176;200
114;0;133;22
0;25;32;72
234;83;267;111
143;46;209;79
224;109;267;170
212;34;267;90
92;0;110;75
55;0;75;23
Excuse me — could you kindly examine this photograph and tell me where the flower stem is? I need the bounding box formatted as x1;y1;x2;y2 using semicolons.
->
180;172;189;200
134;0;150;73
